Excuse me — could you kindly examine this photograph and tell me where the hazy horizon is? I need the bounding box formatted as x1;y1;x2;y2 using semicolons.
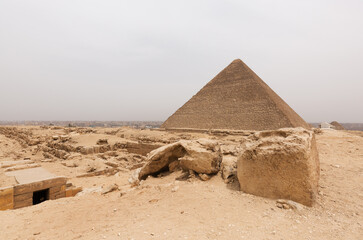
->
1;1;362;123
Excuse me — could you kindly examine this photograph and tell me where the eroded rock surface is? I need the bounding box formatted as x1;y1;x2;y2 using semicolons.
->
221;155;237;181
138;139;222;180
237;127;320;206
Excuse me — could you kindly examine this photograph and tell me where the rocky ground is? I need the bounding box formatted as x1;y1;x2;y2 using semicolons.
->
0;126;362;240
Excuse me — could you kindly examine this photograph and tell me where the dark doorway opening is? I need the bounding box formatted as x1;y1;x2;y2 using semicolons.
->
33;189;49;205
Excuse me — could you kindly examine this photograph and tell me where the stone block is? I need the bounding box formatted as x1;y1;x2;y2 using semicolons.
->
14;177;67;196
237;128;319;206
13;192;32;203
13;198;32;209
50;191;65;200
0;187;14;210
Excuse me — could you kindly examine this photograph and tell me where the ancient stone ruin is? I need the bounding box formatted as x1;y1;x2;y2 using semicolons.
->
138;139;222;180
162;59;310;131
135;59;321;206
237;128;320;206
134;127;319;206
0;167;81;210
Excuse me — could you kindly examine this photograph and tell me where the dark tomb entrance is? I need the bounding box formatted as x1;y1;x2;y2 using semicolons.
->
33;189;49;205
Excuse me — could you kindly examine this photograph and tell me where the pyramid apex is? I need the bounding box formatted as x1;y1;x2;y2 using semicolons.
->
232;58;243;63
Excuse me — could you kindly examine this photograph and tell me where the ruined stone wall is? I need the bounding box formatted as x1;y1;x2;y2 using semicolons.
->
0;177;67;210
0;187;14;210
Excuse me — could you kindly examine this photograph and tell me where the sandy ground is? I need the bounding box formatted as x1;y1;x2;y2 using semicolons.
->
0;127;362;240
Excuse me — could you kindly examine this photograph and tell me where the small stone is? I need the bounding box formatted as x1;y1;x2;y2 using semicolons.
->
276;199;304;210
97;139;108;145
101;184;119;195
171;186;179;192
282;204;290;209
199;173;210;181
128;168;141;187
119;191;126;197
276;203;283;209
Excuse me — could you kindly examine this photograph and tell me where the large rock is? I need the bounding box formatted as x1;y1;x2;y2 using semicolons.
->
138;139;222;180
237;128;319;206
221;155;237;181
178;139;222;174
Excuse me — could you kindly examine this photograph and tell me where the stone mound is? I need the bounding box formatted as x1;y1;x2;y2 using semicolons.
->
237;127;319;206
162;59;310;131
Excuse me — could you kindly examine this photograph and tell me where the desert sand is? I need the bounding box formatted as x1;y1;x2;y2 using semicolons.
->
0;126;362;240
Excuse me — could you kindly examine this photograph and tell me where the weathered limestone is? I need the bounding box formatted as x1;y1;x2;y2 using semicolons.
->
139;142;185;180
221;155;237;181
125;142;163;156
0;160;34;168
80;142;162;156
0;167;78;210
101;184;119;195
178;139;222;174
138;139;222;180
12;177;67;208
237;128;320;206
13;177;66;195
0;187;14;210
4;163;41;172
0;177;68;210
76;168;118;178
65;186;83;197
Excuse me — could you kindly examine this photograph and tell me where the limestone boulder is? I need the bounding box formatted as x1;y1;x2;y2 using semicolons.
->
178;139;222;175
221;155;237;181
138;142;185;180
220;142;242;156
237;128;319;206
138;139;222;180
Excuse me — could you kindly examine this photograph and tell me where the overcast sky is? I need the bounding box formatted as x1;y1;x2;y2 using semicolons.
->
0;0;362;122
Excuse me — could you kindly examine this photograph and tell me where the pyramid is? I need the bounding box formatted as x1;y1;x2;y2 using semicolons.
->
161;59;310;131
330;121;345;130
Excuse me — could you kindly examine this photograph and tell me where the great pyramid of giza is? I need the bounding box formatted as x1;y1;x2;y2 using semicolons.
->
162;59;310;131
